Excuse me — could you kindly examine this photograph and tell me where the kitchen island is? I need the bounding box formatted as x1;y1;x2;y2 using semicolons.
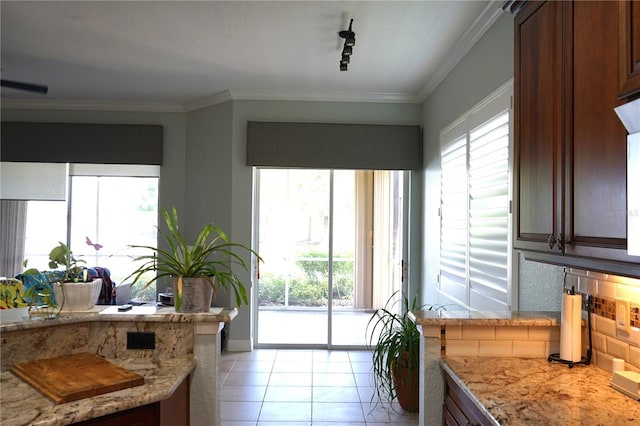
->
0;305;237;426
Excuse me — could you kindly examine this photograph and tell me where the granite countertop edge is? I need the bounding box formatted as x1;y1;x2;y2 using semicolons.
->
0;306;238;332
410;310;560;327
0;356;196;426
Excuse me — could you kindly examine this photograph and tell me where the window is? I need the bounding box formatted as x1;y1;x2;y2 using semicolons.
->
439;80;514;311
3;163;159;300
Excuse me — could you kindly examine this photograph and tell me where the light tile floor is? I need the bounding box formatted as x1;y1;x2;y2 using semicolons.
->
220;349;419;425
257;309;380;346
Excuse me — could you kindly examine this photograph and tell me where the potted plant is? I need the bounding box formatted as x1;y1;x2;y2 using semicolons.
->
22;242;103;315
124;207;261;313
366;290;443;412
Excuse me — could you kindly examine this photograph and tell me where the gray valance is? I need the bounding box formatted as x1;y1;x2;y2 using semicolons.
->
1;122;163;165
246;121;422;170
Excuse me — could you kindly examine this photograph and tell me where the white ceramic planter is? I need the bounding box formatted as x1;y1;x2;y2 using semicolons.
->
53;279;103;311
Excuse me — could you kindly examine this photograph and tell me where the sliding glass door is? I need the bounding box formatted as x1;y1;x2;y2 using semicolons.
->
254;168;407;348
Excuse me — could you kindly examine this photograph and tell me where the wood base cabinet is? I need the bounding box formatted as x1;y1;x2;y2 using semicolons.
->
74;376;190;426
513;0;640;276
74;404;159;426
443;370;491;426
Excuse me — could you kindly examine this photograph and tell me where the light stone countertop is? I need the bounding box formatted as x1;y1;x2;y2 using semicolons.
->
0;305;238;332
442;356;640;425
410;310;560;327
0;356;196;426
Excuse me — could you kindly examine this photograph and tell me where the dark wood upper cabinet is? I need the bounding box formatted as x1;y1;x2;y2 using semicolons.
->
619;0;640;98
513;0;564;254
566;0;634;262
513;0;640;275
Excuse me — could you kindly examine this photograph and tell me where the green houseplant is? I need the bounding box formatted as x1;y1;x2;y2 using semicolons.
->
124;207;261;312
22;242;101;316
366;290;443;412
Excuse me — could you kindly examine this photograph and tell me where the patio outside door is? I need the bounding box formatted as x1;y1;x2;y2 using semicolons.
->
254;168;406;348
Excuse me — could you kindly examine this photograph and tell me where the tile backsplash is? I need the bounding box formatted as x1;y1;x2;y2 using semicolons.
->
443;324;559;358
569;269;640;373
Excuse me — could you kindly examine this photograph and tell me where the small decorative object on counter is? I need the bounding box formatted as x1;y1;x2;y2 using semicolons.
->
0;278;29;309
124;207;262;313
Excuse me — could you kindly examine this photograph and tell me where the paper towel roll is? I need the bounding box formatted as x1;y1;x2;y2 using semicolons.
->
560;293;582;362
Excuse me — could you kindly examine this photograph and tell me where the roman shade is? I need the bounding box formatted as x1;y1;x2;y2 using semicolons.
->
246;121;422;170
0;162;67;201
1;122;163;165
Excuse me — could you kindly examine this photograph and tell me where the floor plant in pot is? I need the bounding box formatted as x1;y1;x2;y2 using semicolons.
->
366;290;443;413
124;207;261;313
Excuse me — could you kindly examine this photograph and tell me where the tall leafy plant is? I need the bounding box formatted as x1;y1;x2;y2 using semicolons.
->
125;207;261;307
366;290;443;411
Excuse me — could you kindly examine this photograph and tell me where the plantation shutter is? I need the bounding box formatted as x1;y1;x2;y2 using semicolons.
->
439;81;513;311
468;111;510;310
439;130;469;306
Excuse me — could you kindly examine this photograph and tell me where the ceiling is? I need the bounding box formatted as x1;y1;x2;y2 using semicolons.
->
0;1;501;112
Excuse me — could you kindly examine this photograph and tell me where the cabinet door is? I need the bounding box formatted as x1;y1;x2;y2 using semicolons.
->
74;403;159;426
514;0;564;253
159;375;189;426
443;371;492;426
619;0;640;98
565;1;640;264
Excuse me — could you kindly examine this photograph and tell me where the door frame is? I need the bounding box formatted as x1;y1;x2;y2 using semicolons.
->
251;168;411;350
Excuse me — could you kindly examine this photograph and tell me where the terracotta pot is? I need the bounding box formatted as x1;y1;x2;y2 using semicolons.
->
391;355;419;412
172;277;213;313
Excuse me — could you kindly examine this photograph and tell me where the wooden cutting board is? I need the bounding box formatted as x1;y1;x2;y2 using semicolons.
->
11;352;144;404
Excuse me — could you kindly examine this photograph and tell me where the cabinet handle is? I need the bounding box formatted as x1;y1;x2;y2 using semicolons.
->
547;233;565;252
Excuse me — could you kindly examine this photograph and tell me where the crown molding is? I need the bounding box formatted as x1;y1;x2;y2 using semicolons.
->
417;2;505;101
182;90;234;112
0;98;184;112
2;89;421;113
227;89;421;104
183;89;421;111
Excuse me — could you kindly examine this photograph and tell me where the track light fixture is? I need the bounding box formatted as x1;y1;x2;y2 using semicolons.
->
338;18;356;71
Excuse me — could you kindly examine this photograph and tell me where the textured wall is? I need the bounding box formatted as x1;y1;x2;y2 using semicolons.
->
518;254;564;311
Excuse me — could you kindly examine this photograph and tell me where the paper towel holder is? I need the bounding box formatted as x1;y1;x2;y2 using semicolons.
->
548;292;593;368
